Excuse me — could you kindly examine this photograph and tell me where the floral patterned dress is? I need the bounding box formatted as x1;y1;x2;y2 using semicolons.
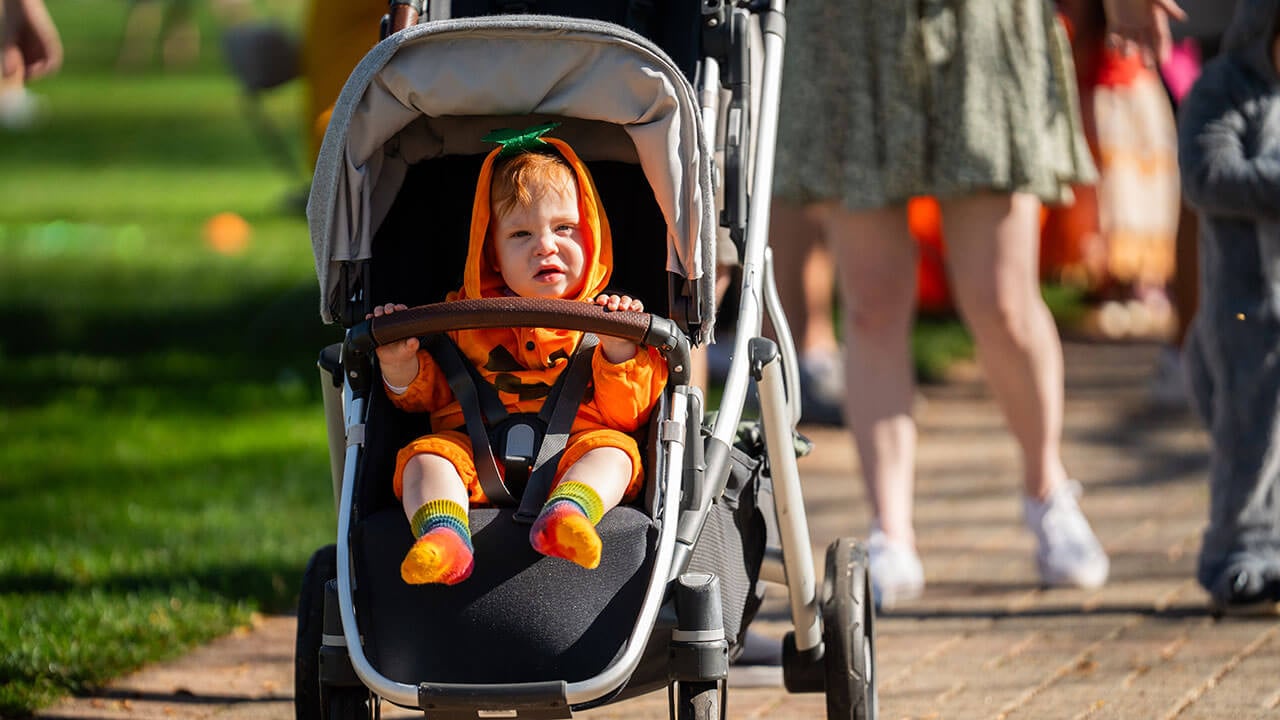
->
773;0;1097;211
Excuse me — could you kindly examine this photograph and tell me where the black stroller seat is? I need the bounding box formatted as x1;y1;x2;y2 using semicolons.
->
354;504;658;685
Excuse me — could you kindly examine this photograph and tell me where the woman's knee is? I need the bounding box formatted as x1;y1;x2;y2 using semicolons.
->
941;192;1045;338
959;286;1045;347
828;208;918;340
843;286;915;341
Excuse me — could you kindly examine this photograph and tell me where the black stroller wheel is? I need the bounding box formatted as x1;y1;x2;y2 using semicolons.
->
821;538;877;720
672;680;722;720
325;686;374;720
296;544;337;720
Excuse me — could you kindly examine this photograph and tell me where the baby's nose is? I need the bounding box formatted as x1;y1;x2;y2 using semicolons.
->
535;232;558;252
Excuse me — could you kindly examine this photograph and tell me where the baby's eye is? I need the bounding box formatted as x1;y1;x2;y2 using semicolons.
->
556;224;576;233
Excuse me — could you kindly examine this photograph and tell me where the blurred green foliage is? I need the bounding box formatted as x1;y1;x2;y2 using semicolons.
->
0;1;342;714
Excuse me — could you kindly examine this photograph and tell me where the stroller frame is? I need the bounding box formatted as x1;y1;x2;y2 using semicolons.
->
303;3;876;718
337;303;697;711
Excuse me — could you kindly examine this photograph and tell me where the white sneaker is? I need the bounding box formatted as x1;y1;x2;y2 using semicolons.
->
800;350;844;401
0;88;42;130
868;526;924;609
1023;480;1110;589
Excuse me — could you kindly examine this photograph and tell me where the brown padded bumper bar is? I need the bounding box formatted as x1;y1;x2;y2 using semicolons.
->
347;297;691;385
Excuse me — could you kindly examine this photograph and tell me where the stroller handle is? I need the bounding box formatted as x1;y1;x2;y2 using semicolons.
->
347;297;692;385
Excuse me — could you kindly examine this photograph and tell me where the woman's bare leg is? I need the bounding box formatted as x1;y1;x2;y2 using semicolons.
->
823;202;920;546
770;199;839;357
800;243;840;358
939;192;1068;500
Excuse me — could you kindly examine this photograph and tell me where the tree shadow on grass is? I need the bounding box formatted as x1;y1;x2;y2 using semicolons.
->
0;561;308;615
0;279;342;411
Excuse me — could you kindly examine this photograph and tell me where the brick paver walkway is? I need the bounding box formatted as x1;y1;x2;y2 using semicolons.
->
41;340;1280;720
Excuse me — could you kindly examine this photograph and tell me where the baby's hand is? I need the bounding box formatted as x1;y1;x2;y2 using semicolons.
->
367;303;419;387
595;293;644;314
594;293;644;363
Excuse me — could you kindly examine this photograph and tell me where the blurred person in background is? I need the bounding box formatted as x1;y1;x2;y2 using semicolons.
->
1147;0;1238;406
1178;0;1280;615
766;203;843;426
771;0;1182;608
1056;0;1181;344
116;0;199;71
0;0;61;129
300;0;382;167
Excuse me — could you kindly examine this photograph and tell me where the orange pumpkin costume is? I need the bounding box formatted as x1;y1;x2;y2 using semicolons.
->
387;138;668;505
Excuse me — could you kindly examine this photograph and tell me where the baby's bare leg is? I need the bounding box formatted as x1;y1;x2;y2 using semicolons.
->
530;447;633;569
400;454;474;585
401;454;470;517
555;446;632;509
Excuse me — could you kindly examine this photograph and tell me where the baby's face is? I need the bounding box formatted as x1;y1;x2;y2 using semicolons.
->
491;182;587;299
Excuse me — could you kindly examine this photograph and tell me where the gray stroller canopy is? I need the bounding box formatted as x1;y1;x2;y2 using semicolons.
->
308;15;716;341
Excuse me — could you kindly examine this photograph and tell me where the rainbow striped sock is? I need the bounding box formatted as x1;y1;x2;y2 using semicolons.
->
401;499;474;585
529;481;604;569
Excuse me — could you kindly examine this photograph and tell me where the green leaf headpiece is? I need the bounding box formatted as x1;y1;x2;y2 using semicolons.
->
481;122;562;157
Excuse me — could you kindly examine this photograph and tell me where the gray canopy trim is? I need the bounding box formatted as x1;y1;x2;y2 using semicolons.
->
308;16;716;343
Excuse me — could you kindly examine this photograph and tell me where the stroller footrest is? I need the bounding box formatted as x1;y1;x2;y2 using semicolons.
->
418;681;570;719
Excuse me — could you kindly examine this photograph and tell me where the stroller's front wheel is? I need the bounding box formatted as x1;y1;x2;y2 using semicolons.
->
324;686;374;720
296;544;336;720
821;537;877;720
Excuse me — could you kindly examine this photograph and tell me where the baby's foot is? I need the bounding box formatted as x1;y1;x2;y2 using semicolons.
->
400;527;474;585
530;501;602;569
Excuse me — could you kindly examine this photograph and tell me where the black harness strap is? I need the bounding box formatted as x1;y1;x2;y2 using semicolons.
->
422;333;603;519
423;334;517;505
514;334;599;524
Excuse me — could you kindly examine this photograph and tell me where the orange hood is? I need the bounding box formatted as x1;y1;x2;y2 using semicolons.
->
454;137;613;302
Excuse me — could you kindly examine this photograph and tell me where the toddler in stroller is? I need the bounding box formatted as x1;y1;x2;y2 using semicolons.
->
370;126;668;583
298;7;878;720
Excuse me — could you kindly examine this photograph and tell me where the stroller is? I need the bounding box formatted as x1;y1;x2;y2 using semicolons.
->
297;2;877;718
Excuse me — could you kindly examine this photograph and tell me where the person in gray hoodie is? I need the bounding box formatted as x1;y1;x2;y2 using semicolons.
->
1179;0;1280;614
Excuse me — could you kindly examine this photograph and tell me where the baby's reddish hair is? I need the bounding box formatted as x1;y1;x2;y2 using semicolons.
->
489;150;578;219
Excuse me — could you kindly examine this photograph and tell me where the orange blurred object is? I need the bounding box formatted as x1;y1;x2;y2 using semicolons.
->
1041;183;1103;288
909;196;1054;313
204;212;252;255
909;197;951;314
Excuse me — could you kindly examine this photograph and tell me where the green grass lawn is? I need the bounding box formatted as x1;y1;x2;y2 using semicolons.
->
0;1;342;714
0;1;1085;715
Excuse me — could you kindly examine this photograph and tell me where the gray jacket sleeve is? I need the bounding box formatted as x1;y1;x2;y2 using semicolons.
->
1178;71;1280;222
